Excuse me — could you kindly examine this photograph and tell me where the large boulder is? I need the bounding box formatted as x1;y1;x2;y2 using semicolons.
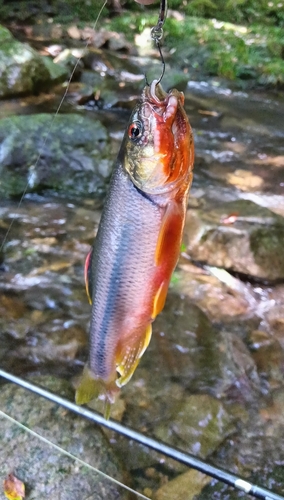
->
0;25;67;98
184;200;284;281
0;113;111;198
0;376;130;499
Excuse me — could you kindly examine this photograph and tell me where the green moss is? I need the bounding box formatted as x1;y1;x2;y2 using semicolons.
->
1;1;283;86
1;0;283;28
169;18;284;83
107;12;284;85
250;226;284;279
0;25;13;43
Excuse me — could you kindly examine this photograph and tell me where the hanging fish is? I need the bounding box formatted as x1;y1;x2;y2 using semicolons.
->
76;79;194;417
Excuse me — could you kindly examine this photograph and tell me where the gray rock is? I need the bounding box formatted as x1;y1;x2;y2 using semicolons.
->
154;393;235;459
0;376;129;499
184;200;284;281
0;25;67;98
0;113;111;198
41;55;69;84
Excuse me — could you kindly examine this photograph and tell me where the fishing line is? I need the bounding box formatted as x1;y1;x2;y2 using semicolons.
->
0;369;283;500
0;0;107;254
0;409;151;500
150;0;167;84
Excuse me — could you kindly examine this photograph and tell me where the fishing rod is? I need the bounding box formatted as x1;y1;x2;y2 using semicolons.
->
0;369;283;500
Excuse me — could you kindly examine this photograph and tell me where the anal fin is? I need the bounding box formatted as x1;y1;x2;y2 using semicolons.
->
152;279;169;319
116;323;152;387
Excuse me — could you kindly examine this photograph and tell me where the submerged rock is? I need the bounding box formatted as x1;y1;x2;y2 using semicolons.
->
0;377;129;499
184;200;284;281
0;113;110;198
0;25;67;98
154;470;211;500
122;294;259;428
172;262;253;322
154;394;235;459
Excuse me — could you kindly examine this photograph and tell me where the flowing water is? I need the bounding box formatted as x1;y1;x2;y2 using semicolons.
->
0;34;284;499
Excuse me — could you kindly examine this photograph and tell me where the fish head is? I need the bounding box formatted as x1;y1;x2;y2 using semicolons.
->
124;79;194;196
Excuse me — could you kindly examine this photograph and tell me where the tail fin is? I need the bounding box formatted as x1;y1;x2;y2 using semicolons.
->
75;366;119;419
76;323;152;417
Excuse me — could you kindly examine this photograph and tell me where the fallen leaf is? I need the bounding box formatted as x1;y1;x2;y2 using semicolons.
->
29;260;72;275
252;155;284;167
67;25;81;40
3;474;25;500
198;109;220;117
226;169;264;190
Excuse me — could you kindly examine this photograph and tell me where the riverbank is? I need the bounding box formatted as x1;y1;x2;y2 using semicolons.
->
1;1;283;89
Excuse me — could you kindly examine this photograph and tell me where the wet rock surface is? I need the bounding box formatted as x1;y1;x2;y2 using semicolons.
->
154;470;211;500
0;113;110;198
184;200;284;281
0;25;67;98
0;377;129;499
154;394;235;459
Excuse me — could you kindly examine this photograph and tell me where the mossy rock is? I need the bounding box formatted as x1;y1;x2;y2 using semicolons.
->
0;376;129;499
250;225;284;278
0;113;111;198
154;394;235;459
185;200;284;281
0;25;67;98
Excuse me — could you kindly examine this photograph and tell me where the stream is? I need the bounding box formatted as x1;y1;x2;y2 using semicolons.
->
0;33;284;499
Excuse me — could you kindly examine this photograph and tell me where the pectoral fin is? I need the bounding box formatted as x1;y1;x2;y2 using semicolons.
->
155;201;184;267
116;324;152;387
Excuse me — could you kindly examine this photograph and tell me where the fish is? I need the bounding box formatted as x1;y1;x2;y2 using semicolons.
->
75;79;194;417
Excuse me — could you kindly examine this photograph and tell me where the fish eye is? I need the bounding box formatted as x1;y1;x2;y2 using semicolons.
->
128;121;143;140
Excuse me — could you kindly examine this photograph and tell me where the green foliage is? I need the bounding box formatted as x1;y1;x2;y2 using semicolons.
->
166;0;284;28
0;0;283;27
164;16;284;84
106;5;284;86
55;0;110;23
0;0;283;86
0;0;109;23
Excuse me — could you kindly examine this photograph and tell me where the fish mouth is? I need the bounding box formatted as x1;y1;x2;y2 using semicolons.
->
148;79;168;104
143;79;181;127
143;79;173;109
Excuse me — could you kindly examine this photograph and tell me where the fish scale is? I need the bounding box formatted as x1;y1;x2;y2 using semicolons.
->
90;164;164;382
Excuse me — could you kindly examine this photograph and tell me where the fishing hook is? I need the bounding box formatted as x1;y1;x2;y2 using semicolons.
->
145;0;167;85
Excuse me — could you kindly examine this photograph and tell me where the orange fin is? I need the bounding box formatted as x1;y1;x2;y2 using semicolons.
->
152;279;169;319
84;249;93;304
75;366;119;419
116;324;152;387
155;201;184;267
